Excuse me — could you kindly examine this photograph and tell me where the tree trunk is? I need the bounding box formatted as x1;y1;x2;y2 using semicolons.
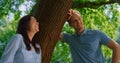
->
32;0;73;63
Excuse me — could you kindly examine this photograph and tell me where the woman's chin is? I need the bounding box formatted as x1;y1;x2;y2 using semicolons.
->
37;30;39;32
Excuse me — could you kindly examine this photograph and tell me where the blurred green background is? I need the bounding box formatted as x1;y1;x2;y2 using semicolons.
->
0;0;120;63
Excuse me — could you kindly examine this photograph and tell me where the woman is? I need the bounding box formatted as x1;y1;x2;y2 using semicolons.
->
0;15;41;63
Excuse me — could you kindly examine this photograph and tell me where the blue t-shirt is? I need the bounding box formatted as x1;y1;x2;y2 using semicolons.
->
0;34;42;63
62;29;111;63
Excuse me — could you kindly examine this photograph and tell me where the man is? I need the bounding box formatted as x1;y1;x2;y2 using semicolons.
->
60;9;120;63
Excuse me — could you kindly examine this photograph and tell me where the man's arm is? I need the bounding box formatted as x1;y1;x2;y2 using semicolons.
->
59;33;64;42
107;40;120;63
59;9;73;42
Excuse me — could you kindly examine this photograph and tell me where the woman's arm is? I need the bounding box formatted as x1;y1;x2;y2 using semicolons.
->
0;34;22;63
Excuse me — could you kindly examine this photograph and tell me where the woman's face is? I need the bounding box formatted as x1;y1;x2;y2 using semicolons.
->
29;16;39;33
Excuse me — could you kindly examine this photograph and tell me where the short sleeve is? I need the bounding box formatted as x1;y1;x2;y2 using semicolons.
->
61;33;71;43
0;34;22;63
98;31;111;45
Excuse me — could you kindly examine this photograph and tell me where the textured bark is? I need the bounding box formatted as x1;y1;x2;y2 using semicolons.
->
32;0;73;63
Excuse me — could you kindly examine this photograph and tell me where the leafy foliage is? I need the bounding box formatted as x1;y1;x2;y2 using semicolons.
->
0;19;18;57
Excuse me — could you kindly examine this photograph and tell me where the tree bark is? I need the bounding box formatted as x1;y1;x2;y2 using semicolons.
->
32;0;73;63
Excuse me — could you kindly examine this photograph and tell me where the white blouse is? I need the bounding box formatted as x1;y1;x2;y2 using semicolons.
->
0;34;42;63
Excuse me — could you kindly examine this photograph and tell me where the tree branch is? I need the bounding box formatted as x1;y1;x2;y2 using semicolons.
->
73;0;120;8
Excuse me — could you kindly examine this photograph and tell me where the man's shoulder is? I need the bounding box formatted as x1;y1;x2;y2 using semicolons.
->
86;29;99;34
86;29;105;36
62;32;73;35
87;29;99;32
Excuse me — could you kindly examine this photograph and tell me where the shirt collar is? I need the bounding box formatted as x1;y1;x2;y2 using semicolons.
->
74;28;88;36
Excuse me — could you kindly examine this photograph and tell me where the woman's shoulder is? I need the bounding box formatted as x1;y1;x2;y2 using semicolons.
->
9;34;23;44
12;34;23;39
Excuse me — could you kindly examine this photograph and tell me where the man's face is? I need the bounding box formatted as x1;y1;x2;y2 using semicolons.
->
68;13;84;30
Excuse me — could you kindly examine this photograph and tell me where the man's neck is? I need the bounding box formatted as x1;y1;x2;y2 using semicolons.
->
75;28;84;35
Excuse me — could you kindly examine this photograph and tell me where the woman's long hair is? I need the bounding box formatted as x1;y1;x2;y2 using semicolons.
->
16;14;40;54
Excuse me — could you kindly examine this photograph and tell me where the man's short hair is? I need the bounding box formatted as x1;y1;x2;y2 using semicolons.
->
72;10;81;17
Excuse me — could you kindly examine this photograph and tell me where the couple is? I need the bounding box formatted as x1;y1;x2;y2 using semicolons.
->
0;9;120;63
